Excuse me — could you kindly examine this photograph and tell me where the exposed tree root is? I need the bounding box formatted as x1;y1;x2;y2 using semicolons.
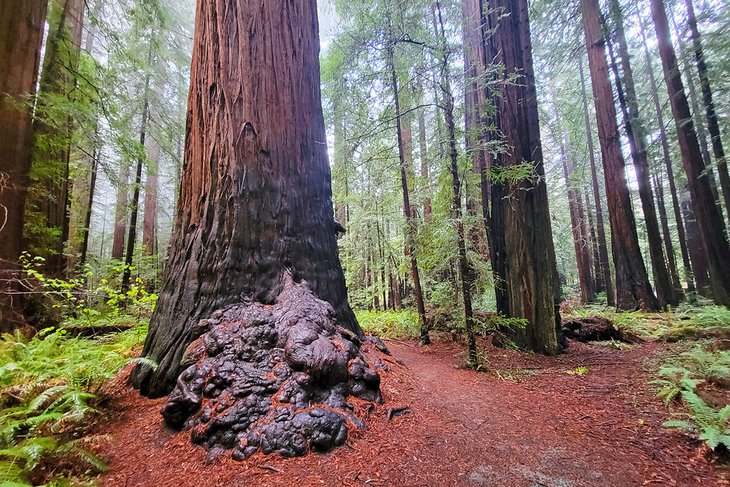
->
162;275;382;460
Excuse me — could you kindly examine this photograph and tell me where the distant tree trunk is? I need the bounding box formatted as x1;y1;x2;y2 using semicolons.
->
579;57;614;305
111;161;129;260
684;0;730;224
583;189;603;294
436;0;476;363
606;0;677;306
28;0;85;274
653;172;682;292
581;0;660;311
651;0;730;306
78;149;98;268
417;109;433;221
461;0;490;259
682;189;711;295
387;43;429;344
142;134;159;256
637;9;695;293
556;105;595;303
0;0;48;330
489;0;562;354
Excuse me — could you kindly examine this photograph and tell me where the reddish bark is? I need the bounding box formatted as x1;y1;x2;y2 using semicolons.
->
651;0;730;306
581;0;659;311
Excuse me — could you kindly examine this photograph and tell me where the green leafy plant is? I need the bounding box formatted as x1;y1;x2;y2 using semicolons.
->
664;389;730;451
565;366;589;376
652;366;703;406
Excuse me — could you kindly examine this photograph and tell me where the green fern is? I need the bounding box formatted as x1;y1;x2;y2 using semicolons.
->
664;389;730;450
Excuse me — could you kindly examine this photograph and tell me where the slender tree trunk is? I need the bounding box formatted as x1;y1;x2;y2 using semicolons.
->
684;0;730;223
579;57;614;305
556;104;595;303
417;108;433;221
653;172;682;292
0;0;48;330
651;0;730;306
387;43;429;345
605;1;677;306
489;0;562;354
682;188;711;294
436;1;476;363
581;0;660;311
583;188;603;295
637;8;695;293
142;134;160;256
28;0;84;274
111;161;129;260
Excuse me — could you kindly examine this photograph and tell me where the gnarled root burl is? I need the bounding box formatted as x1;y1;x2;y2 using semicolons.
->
161;276;383;460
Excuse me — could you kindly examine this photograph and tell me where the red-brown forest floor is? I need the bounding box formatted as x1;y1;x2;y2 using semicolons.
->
93;338;729;486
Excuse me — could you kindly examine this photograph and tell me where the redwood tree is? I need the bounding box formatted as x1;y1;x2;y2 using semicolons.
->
650;0;730;306
0;0;47;329
489;0;562;354
131;0;380;459
581;0;659;311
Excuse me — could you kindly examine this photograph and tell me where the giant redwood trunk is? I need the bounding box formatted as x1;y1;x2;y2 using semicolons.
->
130;0;381;460
489;0;562;354
651;0;730;306
0;0;47;329
581;0;660;312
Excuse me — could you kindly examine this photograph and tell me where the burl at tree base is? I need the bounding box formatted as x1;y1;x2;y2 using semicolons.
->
162;274;383;460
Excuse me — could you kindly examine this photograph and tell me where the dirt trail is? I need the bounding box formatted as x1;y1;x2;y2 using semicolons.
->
95;339;727;486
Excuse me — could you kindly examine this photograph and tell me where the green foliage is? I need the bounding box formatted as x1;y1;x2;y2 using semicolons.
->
0;324;148;485
565;366;589;376
355;310;421;339
664;389;730;451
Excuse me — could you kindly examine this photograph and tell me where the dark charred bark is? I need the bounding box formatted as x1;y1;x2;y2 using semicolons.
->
0;0;47;330
651;0;730;306
684;0;730;224
637;9;695;293
387;43;429;345
581;0;660;312
606;0;677;306
131;0;380;460
489;0;562;354
579;56;614;305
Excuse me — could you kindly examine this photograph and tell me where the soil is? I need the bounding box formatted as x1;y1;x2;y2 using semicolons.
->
93;337;729;486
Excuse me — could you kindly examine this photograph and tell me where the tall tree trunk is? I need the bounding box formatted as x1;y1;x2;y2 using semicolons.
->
579;57;614;305
651;0;730;306
637;8;695;293
387;43;430;345
684;0;730;223
0;0;48;330
489;0;562;354
556;104;595;304
28;0;85;274
131;2;378;447
581;0;660;311
111;161;129;260
79;148;98;268
436;0;476;363
583;188;603;295
653;172;682;292
605;2;677;306
417;108;433;221
682;189;711;295
142;134;160;256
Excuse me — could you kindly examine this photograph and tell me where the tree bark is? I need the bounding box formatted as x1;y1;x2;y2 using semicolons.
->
132;0;369;409
682;188;711;295
684;0;730;225
0;0;47;329
111;161;129;260
28;0;84;274
637;7;695;293
579;56;614;305
142;134;159;256
651;0;730;306
489;0;562;354
581;0;660;312
606;0;677;306
653;172;682;292
417;108;432;221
